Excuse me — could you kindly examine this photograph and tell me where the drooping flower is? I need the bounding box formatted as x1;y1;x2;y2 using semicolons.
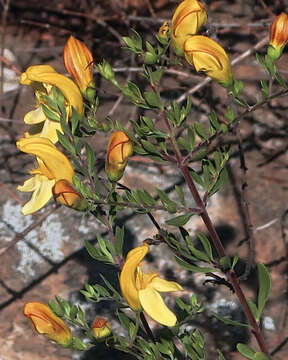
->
52;179;87;211
184;35;233;87
268;13;288;61
17;137;75;215
20;65;83;143
24;302;72;346
105;131;133;182
91;317;111;339
63;36;95;101
120;244;183;327
171;0;207;56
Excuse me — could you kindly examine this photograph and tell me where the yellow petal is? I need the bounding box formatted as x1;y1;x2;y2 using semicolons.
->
119;244;149;310
23;302;72;346
24;106;46;125
18;174;55;215
184;35;233;86
171;0;207;56
40;117;63;144
17;137;74;183
150;277;183;293
139;286;177;326
21;65;83;114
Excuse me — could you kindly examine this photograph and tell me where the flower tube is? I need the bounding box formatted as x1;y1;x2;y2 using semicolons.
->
24;302;72;346
171;0;207;56
268;13;288;61
63;36;95;100
105;131;133;182
184;35;233;87
120;244;183;326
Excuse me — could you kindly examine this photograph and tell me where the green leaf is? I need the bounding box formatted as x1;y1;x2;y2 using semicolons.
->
115;226;124;255
187;126;195;150
166;213;193;227
141;139;160;155
41;104;60;122
97;236;115;263
196;232;213;262
256;263;271;320
225;106;235;123
175;257;216;273
48;299;64;317
236;343;255;360
212;312;249;328
186;236;210;262
260;80;269;98
209;167;229;196
117;310;132;331
175;185;186;206
253;352;270;360
247;299;258;320
190;170;204;187
85;143;96;174
209;111;220;130
194;122;208;140
217;350;226;360
56;131;76;155
72;336;88;351
144;91;162;108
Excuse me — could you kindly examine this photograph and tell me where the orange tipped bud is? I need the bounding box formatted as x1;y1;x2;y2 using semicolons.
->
24;302;72;347
184;35;233;87
268;13;288;61
171;0;207;56
91;317;111;339
63;36;95;100
52;179;87;210
105;131;133;182
158;21;170;41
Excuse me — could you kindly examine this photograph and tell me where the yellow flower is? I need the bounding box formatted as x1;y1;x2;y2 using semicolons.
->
24;302;72;346
91;317;111;339
20;65;83;143
184;35;233;87
120;244;183;327
171;0;207;56
105;131;133;182
52;179;87;211
268;13;288;60
17;137;75;215
63;36;95;100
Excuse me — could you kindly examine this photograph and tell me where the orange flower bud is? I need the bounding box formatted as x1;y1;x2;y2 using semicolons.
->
52;179;87;210
105;131;133;182
184;35;233;87
91;317;111;339
171;0;207;56
63;36;95;100
158;21;170;41
268;13;288;60
24;302;72;347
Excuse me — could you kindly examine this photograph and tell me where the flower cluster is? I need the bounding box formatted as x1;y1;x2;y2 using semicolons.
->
17;36;95;215
168;0;233;87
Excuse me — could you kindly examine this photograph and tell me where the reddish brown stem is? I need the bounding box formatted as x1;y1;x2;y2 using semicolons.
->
161;110;271;357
